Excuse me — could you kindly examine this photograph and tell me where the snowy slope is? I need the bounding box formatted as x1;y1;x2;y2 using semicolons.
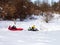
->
0;14;60;45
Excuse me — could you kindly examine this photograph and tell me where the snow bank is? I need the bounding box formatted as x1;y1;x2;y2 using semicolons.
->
0;14;60;45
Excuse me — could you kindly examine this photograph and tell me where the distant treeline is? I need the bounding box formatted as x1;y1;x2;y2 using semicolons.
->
0;0;60;21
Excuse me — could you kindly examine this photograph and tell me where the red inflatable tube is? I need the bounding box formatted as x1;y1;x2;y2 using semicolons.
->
8;26;23;31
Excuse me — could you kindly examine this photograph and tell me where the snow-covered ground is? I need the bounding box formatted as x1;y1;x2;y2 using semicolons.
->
0;13;60;45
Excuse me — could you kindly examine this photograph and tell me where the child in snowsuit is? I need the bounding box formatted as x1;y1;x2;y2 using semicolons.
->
28;25;38;31
12;25;16;29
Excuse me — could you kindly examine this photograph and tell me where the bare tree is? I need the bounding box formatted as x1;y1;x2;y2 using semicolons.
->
44;12;53;23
